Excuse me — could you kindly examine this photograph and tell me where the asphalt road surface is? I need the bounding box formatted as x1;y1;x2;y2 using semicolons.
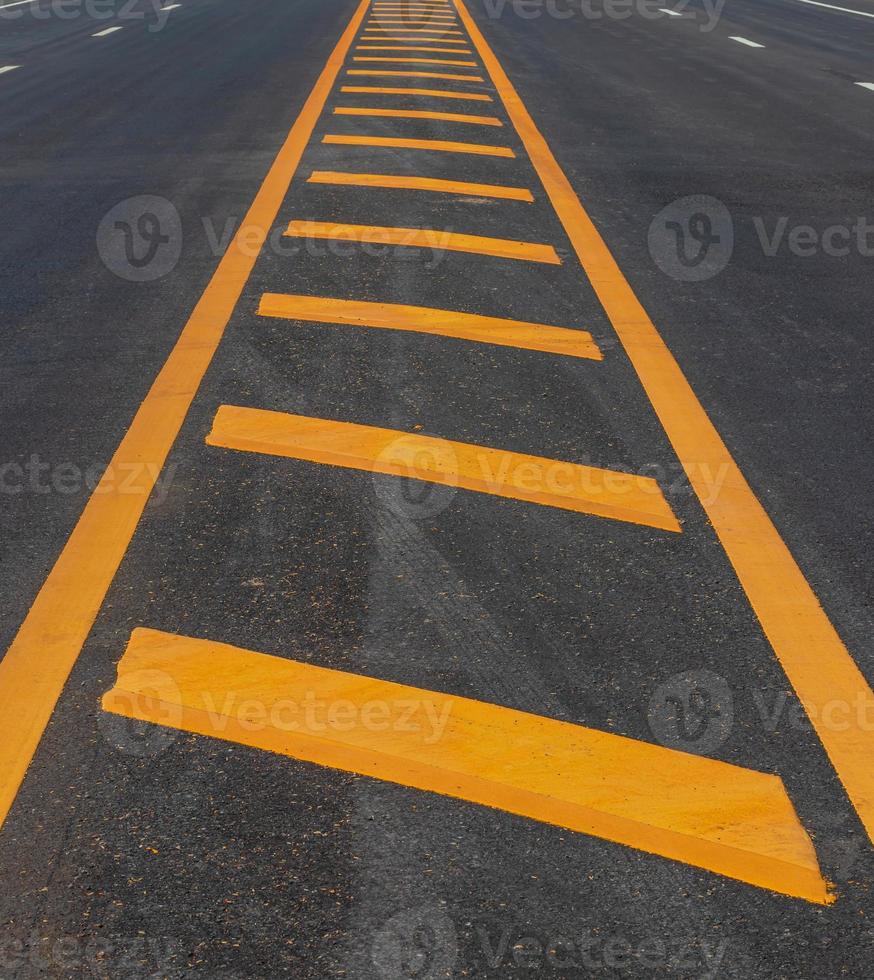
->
2;0;874;975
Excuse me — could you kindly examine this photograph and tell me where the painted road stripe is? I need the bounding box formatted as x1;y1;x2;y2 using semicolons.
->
785;0;874;17
340;85;492;100
353;56;477;65
334;106;500;125
356;45;474;52
658;6;683;13
369;18;458;23
855;82;874;90
363;27;465;32
285;220;560;264
93;25;123;35
206;407;679;530
308;171;532;201
0;0;38;7
729;35;765;47
0;0;373;833
0;65;21;74
346;69;484;80
323;133;510;155
360;36;469;43
454;0;874;842
102;628;830;904
257;294;598;358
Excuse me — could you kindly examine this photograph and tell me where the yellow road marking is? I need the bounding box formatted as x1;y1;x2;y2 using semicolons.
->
340;84;493;100
363;27;465;33
102;628;831;904
0;0;374;832
206;407;678;530
358;36;469;43
257;293;598;357
453;0;874;841
285;220;560;264
369;18;459;24
353;56;476;65
346;69;483;80
356;45;474;53
333;105;500;125
258;292;597;357
307;170;532;201
323;133;509;155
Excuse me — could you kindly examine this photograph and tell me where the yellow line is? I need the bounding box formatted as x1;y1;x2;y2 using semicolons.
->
356;45;474;53
359;36;469;43
102;628;831;905
369;18;459;23
353;56;476;65
323;133;511;156
346;69;484;80
334;105;500;125
454;0;874;842
207;407;679;530
257;293;597;357
285;220;560;264
308;170;532;201
339;84;493;101
363;27;465;33
0;0;373;832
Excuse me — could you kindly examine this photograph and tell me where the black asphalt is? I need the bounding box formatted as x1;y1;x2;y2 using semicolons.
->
1;0;874;975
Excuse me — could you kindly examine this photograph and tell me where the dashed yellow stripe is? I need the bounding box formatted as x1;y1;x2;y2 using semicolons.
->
103;628;830;904
307;170;531;201
346;69;484;80
333;105;500;125
285;220;560;264
353;56;477;66
339;84;492;100
206;407;678;530
257;293;597;358
323;133;510;155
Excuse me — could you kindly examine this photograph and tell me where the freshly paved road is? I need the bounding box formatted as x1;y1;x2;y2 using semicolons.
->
2;0;874;975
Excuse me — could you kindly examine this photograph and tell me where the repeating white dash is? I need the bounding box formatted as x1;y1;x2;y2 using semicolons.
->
729;35;765;47
92;25;123;35
0;65;21;74
161;4;181;9
0;0;39;9
659;7;683;14
855;82;874;91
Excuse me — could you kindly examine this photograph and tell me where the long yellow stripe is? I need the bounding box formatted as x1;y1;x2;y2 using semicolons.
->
334;105;500;125
369;18;458;23
0;0;373;831
339;84;493;100
346;69;483;80
286;220;560;264
356;45;474;53
257;293;597;358
454;0;874;842
207;407;679;530
308;170;532;201
353;56;476;65
102;628;831;904
359;36;469;43
323;133;510;155
363;27;465;33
